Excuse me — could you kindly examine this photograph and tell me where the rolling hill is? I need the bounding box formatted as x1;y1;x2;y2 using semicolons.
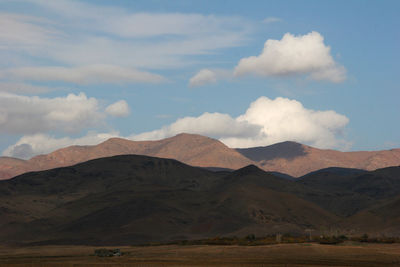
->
1;154;400;245
0;155;334;245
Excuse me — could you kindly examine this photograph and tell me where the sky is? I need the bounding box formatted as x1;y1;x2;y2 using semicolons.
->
0;0;399;159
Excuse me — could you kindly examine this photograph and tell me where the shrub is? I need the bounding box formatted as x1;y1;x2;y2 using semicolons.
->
246;234;256;241
94;248;121;257
318;236;344;245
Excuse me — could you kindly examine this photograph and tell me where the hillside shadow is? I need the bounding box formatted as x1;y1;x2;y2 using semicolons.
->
236;141;307;162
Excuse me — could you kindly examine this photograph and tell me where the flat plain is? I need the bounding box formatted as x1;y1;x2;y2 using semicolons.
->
1;243;400;267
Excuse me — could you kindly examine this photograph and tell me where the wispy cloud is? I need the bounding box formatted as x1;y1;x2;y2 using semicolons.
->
262;17;282;24
0;13;60;49
0;82;54;94
1;65;166;84
0;1;252;71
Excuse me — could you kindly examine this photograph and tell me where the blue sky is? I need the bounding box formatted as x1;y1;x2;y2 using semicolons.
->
0;0;399;158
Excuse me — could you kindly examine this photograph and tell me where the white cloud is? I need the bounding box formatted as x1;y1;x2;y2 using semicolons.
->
106;100;130;117
225;96;349;148
189;69;217;87
132;112;261;141
0;13;59;49
0;82;53;94
132;96;349;149
29;1;250;40
1;65;165;84
234;31;346;83
188;68;233;87
104;13;248;38
0;2;251;70
3;131;119;159
0;92;102;134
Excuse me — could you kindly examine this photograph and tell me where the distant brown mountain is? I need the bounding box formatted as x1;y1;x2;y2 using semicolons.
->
236;141;400;177
1;135;400;180
0;133;252;180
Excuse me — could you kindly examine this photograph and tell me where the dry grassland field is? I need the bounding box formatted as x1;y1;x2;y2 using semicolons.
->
1;243;400;267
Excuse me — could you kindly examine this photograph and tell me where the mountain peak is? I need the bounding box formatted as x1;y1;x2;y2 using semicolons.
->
233;164;265;176
167;133;216;143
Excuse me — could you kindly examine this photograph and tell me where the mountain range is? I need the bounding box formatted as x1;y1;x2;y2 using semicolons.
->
1;154;400;245
1;133;400;180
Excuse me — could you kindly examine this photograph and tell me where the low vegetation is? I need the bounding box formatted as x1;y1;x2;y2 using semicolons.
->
137;234;400;247
2;243;400;267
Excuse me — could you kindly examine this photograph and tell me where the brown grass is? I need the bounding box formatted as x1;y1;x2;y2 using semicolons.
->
1;243;400;266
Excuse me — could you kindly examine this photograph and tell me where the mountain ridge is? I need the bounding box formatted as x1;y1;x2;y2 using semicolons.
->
0;133;252;180
1;134;400;179
235;142;400;177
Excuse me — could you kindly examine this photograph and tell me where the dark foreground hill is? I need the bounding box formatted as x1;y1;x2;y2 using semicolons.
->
0;155;399;245
0;134;252;180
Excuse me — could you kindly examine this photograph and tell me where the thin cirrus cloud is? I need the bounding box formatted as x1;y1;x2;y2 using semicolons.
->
0;1;251;70
262;17;282;24
0;82;54;94
106;100;130;117
0;13;58;48
132;96;350;149
29;0;250;39
1;65;166;85
234;31;346;83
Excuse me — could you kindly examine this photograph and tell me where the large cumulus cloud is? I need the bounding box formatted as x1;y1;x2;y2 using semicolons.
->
0;92;103;134
132;96;350;149
234;31;346;83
